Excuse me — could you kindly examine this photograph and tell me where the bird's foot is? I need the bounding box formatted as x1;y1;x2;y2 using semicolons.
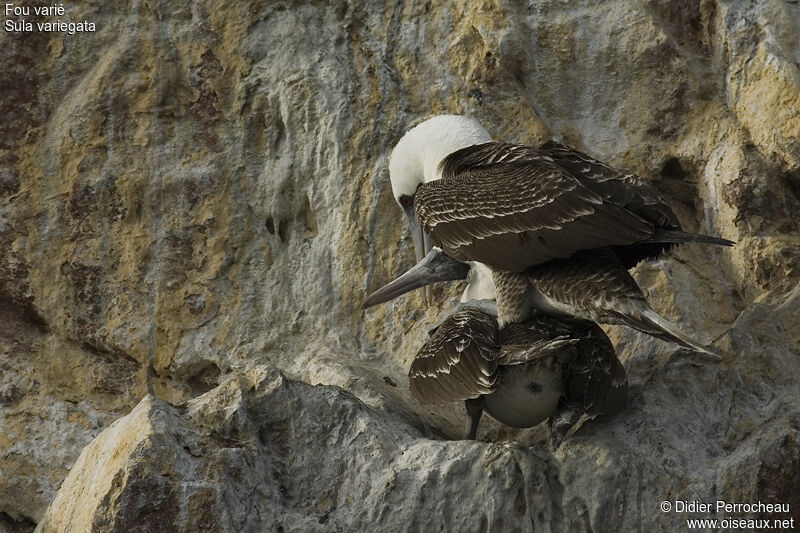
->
464;398;485;440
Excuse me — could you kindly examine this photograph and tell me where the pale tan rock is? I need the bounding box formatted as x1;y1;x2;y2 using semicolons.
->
35;367;562;532
0;0;798;530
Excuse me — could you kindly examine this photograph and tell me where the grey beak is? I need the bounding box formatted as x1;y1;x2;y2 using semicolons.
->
405;207;433;306
406;209;426;265
421;231;434;305
362;247;470;309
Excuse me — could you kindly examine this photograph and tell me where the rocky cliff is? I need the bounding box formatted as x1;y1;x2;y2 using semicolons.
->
1;0;799;531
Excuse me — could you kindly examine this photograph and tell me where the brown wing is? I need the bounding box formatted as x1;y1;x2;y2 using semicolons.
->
499;314;627;417
497;318;580;366
408;308;500;405
539;141;679;229
418;142;660;272
560;318;628;416
526;248;645;322
540;141;680;267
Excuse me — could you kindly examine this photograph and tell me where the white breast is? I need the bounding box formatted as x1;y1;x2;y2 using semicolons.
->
482;359;564;428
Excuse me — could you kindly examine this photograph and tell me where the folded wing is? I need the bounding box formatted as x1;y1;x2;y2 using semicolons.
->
409;308;500;405
417;142;671;271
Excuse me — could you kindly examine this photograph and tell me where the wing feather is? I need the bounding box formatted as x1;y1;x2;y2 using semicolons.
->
497;314;628;416
560;319;628;416
420;142;680;271
539;141;679;228
408;308;501;405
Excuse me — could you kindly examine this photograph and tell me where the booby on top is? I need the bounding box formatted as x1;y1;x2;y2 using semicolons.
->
388;115;491;202
388;114;733;274
372;115;733;353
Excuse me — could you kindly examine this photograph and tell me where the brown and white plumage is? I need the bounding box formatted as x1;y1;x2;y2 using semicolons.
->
501;314;628;421
408;303;628;445
522;248;715;352
418;140;729;272
409;307;499;405
385;117;733;354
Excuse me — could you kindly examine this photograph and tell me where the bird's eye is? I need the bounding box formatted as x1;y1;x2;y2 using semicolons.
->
399;195;413;208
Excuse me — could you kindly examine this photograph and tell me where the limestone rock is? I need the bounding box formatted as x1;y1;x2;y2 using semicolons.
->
36;367;562;532
37;349;800;531
0;0;798;530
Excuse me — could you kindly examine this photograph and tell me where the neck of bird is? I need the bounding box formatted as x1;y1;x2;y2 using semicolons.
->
492;270;533;327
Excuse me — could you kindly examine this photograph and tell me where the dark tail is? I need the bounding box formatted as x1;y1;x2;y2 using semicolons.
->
647;229;734;247
610;302;722;359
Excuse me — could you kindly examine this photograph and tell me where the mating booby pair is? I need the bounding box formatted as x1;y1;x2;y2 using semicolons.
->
366;262;628;445
376;115;733;354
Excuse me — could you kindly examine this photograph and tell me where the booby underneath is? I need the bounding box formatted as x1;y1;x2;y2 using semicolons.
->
365;262;628;445
382;115;733;354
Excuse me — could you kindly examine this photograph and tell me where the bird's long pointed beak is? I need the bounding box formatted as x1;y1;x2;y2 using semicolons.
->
408;212;426;264
362;247;470;309
422;232;433;305
406;210;430;305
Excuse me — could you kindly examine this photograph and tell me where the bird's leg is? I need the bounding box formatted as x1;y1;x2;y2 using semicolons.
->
464;397;485;440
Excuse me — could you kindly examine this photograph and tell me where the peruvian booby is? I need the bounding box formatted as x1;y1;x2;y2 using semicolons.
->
381;115;733;354
365;260;628;445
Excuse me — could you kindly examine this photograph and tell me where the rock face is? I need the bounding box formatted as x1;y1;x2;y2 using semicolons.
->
36;367;565;532
1;0;799;530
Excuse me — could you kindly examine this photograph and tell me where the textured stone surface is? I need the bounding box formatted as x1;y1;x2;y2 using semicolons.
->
1;0;799;530
36;367;564;532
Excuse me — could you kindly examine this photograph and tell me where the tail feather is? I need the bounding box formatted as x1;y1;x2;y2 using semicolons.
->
611;304;721;358
647;229;735;247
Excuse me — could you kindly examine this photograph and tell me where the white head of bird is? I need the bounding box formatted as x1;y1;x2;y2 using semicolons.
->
388;115;492;203
388;115;492;269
